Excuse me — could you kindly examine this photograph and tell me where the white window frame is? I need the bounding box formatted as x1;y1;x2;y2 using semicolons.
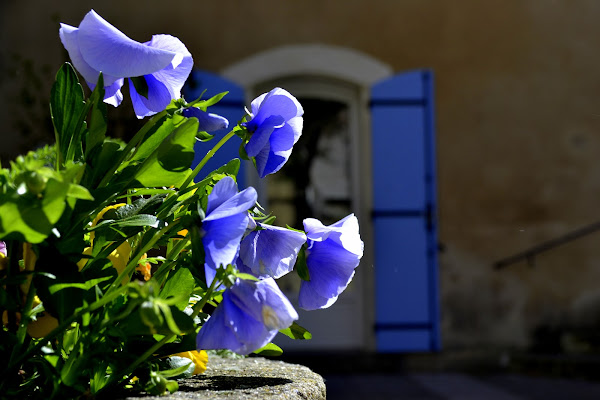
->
222;44;392;351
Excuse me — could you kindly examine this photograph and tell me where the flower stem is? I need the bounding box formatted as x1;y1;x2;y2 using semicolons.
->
97;110;167;188
3;285;130;375
98;277;220;394
105;221;180;296
179;129;237;190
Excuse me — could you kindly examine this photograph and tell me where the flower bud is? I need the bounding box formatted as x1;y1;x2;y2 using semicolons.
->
139;300;164;332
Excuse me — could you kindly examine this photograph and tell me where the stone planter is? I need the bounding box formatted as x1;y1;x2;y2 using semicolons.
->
124;356;326;399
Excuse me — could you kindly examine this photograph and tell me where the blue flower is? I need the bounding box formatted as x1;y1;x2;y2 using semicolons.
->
196;277;298;355
242;88;303;178
298;214;364;310
202;177;257;284
237;223;306;279
59;10;193;118
182;107;229;133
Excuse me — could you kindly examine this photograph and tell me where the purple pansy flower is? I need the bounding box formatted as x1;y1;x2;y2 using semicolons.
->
236;223;306;279
202;177;257;284
242;88;303;178
182;107;229;133
298;214;364;310
0;241;6;257
196;278;298;355
59;10;193;118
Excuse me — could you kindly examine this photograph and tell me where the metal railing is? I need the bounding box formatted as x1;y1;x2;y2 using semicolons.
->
494;220;600;269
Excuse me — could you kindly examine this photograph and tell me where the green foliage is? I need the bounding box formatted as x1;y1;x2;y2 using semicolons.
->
50;63;86;165
0;61;314;400
295;246;311;281
253;342;283;356
280;322;312;340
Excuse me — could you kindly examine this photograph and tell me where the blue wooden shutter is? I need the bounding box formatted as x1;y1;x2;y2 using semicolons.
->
370;70;440;352
182;69;247;187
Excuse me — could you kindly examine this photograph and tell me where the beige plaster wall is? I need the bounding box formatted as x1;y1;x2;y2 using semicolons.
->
3;0;600;350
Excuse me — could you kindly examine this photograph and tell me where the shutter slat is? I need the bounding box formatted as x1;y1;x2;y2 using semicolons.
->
371;69;440;352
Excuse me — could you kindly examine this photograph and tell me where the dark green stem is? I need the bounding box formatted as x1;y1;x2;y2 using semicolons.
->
179;129;237;191
97;110;167;188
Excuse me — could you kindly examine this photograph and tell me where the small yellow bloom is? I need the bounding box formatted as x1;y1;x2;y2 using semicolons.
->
90;203;126;243
177;229;189;237
20;242;37;294
78;242;132;285
26;296;58;338
136;254;152;281
79;203;133;285
171;350;208;375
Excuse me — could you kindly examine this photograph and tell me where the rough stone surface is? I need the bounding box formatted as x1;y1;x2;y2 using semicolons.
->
124;356;326;400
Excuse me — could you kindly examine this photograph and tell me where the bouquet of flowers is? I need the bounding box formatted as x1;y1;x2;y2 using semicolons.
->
0;10;363;398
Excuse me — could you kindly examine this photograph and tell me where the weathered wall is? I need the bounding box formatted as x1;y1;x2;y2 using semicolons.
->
3;0;600;350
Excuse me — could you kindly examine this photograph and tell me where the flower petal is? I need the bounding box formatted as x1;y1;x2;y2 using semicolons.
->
196;278;297;355
238;224;306;279
59;24;99;84
77;10;176;78
251;93;300;127
204;187;257;222
305;239;359;297
298;277;339;310
206;176;237;214
128;74;172;118
253;141;271;178
88;78;124;107
182;108;229;132
298;214;363;310
196;294;250;353
145;34;193;99
245;115;284;157
202;213;248;272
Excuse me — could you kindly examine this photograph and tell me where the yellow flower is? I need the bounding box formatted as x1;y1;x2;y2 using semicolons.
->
136;254;152;281
2;296;59;338
171;350;208;375
79;203;133;285
20;242;37;294
89;203;126;243
26;296;58;338
77;242;132;285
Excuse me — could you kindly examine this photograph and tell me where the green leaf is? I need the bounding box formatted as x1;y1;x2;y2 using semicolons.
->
189;91;228;109
118;304;195;336
134;118;199;187
279;322;312;340
110;214;160;228
0;179;70;243
159;267;195;310
295;247;310;281
67;184;94;200
117;188;175;198
127;114;182;165
161;358;195;378
82;139;126;187
218;158;240;176
48;276;112;294
196;130;214;142
130;76;149;99
50;63;86;164
61;343;85;387
85;73;107;157
253;342;283;356
238;142;249;160
233;272;259;282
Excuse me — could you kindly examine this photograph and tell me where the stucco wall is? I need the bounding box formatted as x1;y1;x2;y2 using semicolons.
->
3;0;600;351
